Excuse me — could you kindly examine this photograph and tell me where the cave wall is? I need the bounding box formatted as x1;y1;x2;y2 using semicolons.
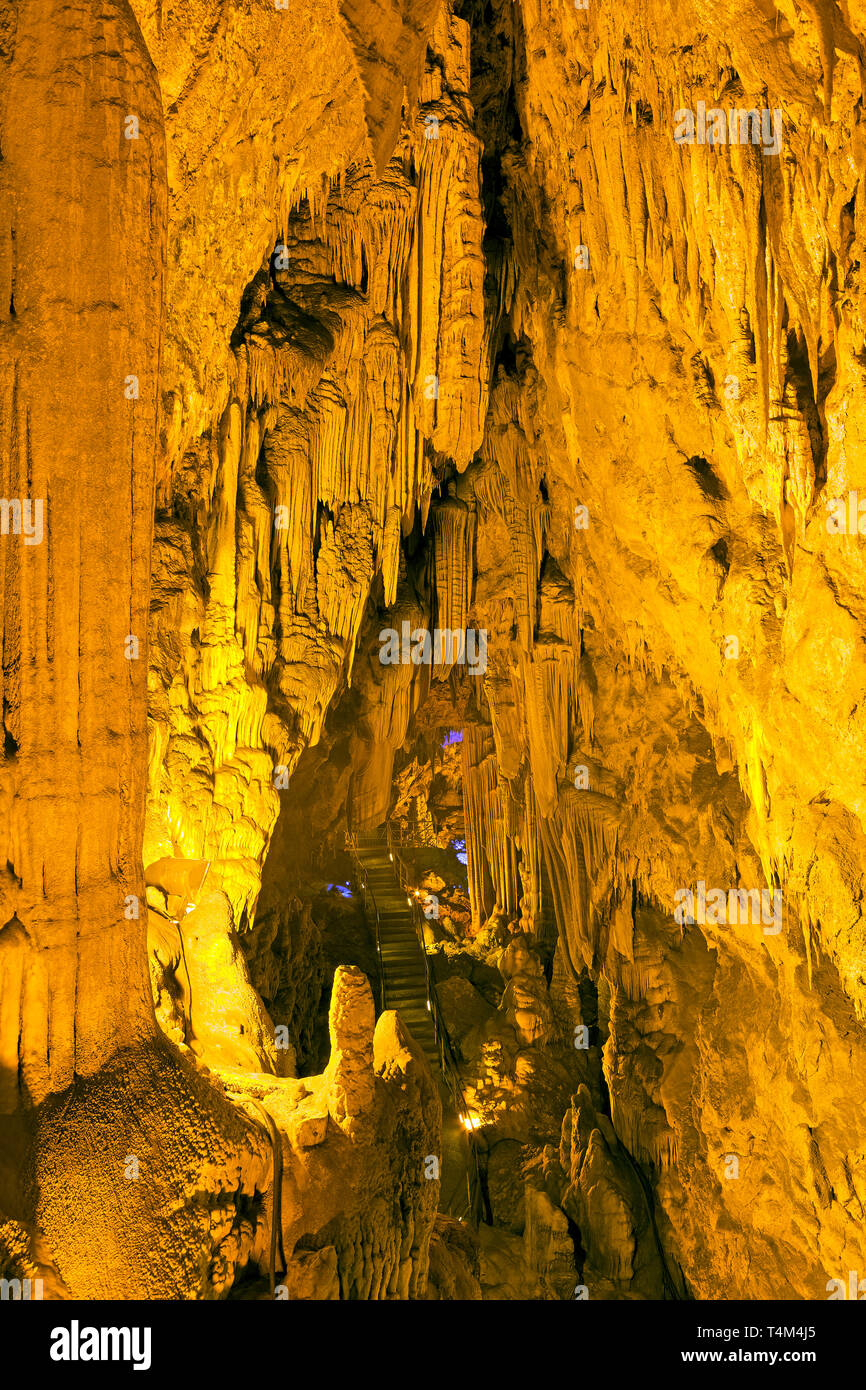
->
0;0;461;1300
304;0;866;1297
143;0;487;924
461;0;866;1297
2;0;866;1301
0;0;164;1103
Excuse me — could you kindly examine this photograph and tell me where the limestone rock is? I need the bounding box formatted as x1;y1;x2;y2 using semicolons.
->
6;0;866;1309
324;965;378;1137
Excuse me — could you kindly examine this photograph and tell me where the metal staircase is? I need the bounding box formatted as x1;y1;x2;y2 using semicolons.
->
346;827;484;1223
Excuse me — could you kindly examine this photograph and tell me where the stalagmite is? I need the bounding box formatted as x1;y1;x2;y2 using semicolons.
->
0;0;166;1100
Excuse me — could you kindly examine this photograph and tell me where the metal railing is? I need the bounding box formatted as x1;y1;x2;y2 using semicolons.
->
386;822;485;1225
384;820;440;850
344;821;485;1224
344;830;386;1013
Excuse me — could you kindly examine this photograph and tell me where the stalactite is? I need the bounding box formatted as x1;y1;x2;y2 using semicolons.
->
516;784;543;933
147;6;489;912
460;724;496;923
430;485;475;669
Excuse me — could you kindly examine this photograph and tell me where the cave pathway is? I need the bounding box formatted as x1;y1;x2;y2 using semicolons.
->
352;835;477;1222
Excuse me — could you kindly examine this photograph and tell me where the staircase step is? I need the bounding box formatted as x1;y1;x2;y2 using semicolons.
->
355;848;474;1214
396;1015;436;1032
385;1011;435;1034
401;1036;438;1054
355;855;462;1087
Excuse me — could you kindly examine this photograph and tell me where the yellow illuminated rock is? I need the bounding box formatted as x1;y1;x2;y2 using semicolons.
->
1;0;865;1305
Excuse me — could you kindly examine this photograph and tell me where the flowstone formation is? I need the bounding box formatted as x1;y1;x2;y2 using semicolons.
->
1;0;866;1304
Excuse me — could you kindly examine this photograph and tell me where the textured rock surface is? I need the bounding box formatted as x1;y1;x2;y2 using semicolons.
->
2;0;866;1303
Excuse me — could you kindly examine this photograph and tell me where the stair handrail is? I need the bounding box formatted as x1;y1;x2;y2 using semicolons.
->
344;830;386;1012
386;821;484;1225
384;819;440;851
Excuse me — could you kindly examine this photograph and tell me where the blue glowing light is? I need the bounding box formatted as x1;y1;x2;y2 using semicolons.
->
326;883;353;899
